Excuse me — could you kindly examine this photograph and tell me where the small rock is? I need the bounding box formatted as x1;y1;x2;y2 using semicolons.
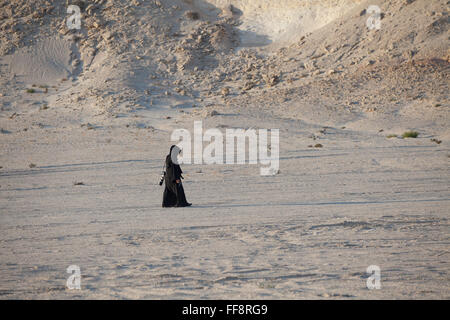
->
243;82;255;91
102;31;112;41
263;74;280;87
185;11;200;20
430;138;442;144
221;87;230;96
202;109;219;117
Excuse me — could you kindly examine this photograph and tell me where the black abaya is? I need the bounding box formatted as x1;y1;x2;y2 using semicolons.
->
162;153;190;207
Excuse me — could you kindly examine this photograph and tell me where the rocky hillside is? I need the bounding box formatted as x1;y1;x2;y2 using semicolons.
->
0;0;448;132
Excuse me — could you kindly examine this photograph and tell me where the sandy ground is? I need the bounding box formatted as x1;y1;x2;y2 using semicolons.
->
1;111;449;299
0;0;449;299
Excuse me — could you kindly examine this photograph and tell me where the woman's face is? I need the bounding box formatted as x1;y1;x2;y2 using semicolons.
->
170;146;182;163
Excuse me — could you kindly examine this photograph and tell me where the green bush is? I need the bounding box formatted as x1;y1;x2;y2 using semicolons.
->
402;131;419;138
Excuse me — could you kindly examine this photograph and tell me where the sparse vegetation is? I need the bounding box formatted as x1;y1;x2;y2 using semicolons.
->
26;88;35;93
258;281;275;289
386;134;398;138
430;138;442;144
39;85;48;93
402;131;419;138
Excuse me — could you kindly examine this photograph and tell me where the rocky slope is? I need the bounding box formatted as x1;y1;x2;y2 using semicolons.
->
0;0;448;131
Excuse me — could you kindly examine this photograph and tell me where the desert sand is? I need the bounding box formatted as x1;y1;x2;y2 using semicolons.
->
0;0;449;299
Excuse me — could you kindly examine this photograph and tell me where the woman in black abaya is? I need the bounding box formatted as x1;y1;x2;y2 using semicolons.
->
162;145;192;208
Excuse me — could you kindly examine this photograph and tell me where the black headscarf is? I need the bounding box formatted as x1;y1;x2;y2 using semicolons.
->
165;145;182;183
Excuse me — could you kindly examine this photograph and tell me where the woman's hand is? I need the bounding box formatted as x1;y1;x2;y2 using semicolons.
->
176;179;180;183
